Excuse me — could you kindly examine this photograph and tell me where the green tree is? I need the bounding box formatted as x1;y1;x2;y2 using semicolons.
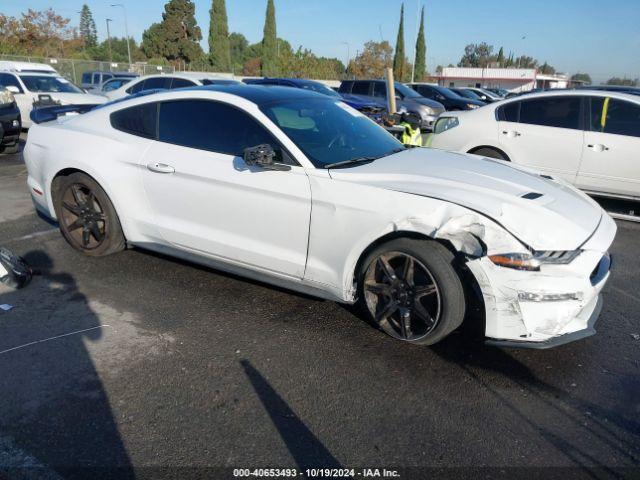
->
605;77;638;86
229;32;249;73
496;46;504;66
141;0;204;66
539;61;555;74
208;0;230;71
570;72;592;85
261;0;278;76
458;42;494;67
393;3;405;81
413;6;426;81
79;4;97;48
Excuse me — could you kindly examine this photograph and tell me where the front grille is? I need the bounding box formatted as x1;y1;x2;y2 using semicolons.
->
534;250;581;265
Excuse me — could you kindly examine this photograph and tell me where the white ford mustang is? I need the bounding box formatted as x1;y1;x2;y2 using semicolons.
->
24;86;616;348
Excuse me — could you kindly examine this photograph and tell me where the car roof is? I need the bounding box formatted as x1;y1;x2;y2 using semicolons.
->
0;61;57;73
134;72;234;81
498;89;640;103
193;84;326;104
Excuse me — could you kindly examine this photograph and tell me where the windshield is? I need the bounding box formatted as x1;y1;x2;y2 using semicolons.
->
395;83;421;98
260;98;404;168
459;89;481;100
299;81;341;98
434;86;462;99
20;75;83;93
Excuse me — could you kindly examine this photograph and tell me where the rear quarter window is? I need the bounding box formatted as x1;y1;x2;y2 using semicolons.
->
110;103;158;139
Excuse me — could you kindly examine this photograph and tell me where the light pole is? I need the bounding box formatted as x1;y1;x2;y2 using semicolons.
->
340;42;350;75
111;3;132;66
105;19;114;63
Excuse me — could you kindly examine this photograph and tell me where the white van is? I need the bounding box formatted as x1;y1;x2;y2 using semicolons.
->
0;61;59;75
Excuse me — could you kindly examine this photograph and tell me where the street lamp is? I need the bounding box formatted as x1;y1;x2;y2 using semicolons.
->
105;19;114;63
111;3;132;66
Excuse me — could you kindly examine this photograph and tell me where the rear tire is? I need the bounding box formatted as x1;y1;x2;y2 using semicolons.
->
358;238;466;346
471;147;509;161
0;143;19;155
53;173;125;257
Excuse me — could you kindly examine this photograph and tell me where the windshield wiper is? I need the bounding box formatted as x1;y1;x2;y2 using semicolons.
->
323;157;377;169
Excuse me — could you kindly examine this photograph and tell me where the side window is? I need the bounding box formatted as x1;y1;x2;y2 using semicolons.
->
591;97;640;138
352;81;371;96
372;82;387;98
81;72;92;84
92;73;101;84
170;78;197;89
126;80;145;94
498;101;520;122
103;73;114;81
0;73;23;93
110;103;158;139
338;81;352;93
519;96;580;129
158;100;282;158
142;77;172;90
419;86;434;99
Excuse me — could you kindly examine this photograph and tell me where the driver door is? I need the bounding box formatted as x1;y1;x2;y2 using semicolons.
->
140;99;312;279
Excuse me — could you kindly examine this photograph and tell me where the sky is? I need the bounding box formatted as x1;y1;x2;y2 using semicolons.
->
3;0;640;82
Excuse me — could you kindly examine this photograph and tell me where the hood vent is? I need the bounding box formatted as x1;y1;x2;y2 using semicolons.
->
521;192;544;200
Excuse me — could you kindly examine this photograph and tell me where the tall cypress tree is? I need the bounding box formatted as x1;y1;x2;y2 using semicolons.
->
496;46;505;66
261;0;278;76
208;0;231;71
393;3;405;81
79;4;98;48
414;6;426;81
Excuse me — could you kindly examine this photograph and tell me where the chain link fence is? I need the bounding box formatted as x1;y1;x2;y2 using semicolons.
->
0;54;175;84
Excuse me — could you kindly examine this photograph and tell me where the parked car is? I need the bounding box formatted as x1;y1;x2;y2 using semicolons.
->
485;87;509;98
339;80;445;130
244;77;386;115
0;70;106;128
459;87;502;103
430;90;640;200
450;88;485;102
99;77;135;94
0;87;21;154
103;73;236;100
575;85;640;97
81;71;138;92
408;83;485;111
25;85;615;348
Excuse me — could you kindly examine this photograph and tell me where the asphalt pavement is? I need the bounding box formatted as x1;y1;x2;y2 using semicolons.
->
0;144;639;479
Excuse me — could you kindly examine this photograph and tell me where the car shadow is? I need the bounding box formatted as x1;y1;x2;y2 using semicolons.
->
0;250;134;479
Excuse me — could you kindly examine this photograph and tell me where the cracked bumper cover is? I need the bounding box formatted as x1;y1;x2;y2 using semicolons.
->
467;213;616;348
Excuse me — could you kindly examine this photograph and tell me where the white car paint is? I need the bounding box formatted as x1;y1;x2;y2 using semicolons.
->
430;90;640;200
0;71;106;128
103;72;236;100
23;88;616;347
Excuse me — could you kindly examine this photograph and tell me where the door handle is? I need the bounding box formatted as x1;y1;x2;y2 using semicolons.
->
147;162;175;174
587;144;609;152
502;130;521;138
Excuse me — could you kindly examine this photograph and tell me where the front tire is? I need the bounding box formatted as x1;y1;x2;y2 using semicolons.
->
53;173;125;257
358;238;465;346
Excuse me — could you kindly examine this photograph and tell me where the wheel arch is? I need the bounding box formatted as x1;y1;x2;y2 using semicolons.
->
467;145;511;161
50;167;128;242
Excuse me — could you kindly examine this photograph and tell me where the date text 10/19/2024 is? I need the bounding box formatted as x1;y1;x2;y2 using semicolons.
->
233;468;401;478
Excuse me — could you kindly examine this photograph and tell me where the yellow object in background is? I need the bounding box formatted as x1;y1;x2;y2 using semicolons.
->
601;97;610;130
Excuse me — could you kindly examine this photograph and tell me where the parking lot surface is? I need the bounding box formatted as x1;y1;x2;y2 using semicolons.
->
1;146;639;478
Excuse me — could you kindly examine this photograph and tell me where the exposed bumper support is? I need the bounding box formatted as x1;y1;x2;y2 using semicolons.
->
484;295;603;349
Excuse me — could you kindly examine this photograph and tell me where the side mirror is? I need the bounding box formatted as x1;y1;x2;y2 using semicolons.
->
243;144;290;171
5;86;20;94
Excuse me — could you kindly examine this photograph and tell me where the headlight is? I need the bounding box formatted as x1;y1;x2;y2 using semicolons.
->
434;116;459;134
466;104;479;109
0;88;15;106
489;253;540;271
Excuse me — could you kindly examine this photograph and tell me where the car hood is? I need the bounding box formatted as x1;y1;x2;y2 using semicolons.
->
410;97;446;109
44;93;108;105
339;93;385;109
328;148;603;251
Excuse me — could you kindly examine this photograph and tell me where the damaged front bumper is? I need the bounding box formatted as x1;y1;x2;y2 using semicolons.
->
466;214;616;349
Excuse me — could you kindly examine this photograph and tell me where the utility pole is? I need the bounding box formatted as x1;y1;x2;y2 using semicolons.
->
340;42;350;76
106;19;114;63
111;4;132;66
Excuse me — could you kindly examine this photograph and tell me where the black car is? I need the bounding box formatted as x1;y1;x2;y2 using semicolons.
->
408;83;485;111
0;89;21;154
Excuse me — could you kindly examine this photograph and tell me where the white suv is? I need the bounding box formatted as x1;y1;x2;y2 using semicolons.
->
430;90;640;200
